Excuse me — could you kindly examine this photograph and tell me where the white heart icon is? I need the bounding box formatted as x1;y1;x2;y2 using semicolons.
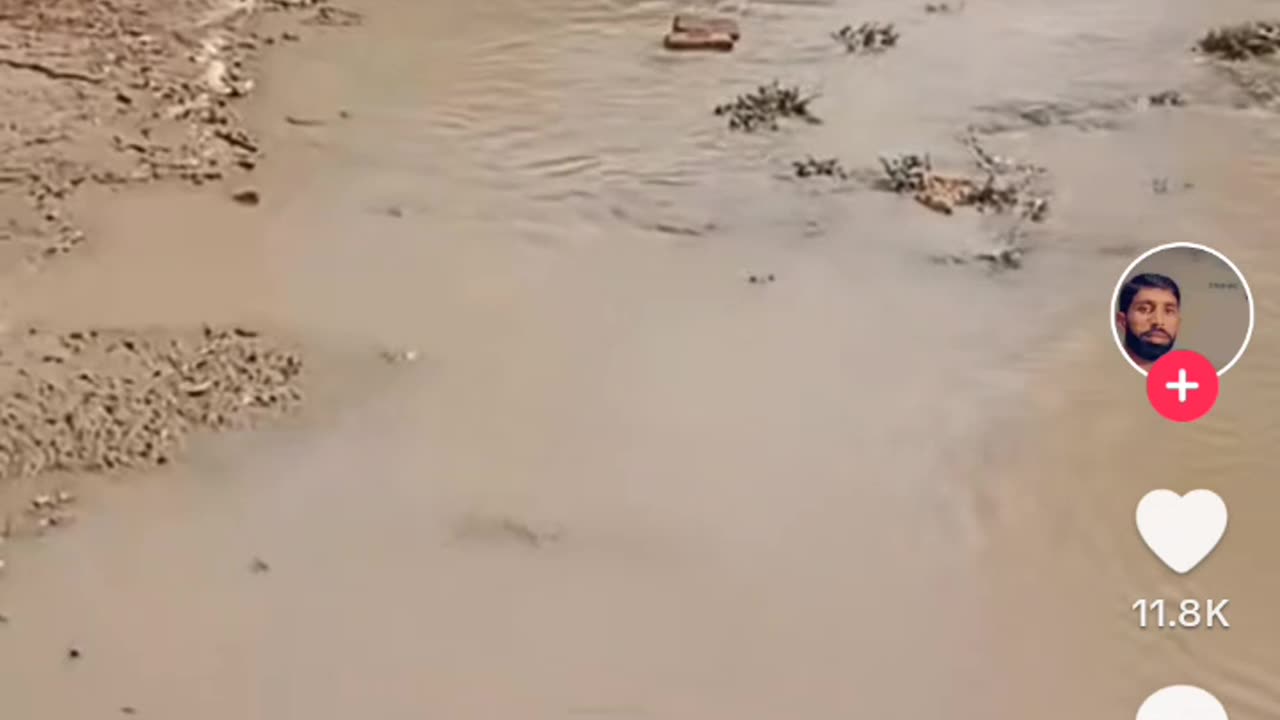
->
1137;685;1228;720
1136;490;1227;574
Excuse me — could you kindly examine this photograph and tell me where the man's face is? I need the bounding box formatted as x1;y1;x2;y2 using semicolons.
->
1119;287;1180;363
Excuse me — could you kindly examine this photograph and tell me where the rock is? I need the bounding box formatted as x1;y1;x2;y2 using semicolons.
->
203;59;236;96
231;188;260;206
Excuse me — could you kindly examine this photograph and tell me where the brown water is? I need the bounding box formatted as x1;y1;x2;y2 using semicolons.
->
3;0;1280;717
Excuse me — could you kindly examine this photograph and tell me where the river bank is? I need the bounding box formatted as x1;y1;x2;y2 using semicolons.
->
0;0;368;540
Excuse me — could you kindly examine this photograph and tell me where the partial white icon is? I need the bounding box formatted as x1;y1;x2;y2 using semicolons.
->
1137;685;1228;720
1136;489;1227;574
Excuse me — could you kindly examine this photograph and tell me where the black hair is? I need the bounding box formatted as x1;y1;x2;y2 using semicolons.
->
1118;273;1180;313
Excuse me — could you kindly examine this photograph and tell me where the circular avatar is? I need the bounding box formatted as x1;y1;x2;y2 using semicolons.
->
1111;243;1254;376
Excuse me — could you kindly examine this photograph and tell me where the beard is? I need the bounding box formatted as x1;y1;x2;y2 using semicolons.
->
1125;327;1175;362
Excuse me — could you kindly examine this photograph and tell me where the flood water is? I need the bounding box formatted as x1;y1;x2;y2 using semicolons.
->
2;0;1280;716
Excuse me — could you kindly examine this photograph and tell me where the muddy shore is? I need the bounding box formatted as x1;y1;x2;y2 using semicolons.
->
0;0;361;537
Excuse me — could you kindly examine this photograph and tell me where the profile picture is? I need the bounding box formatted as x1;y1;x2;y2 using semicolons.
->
1111;243;1253;375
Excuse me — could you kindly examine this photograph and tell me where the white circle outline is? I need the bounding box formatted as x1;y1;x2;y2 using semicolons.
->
1110;242;1254;377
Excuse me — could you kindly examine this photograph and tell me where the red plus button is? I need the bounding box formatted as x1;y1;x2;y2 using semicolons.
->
1146;350;1219;423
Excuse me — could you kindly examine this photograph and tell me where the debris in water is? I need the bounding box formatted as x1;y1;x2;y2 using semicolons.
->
663;30;735;52
925;2;962;13
933;226;1027;271
877;136;1050;220
37;513;74;530
31;491;75;511
120;707;138;716
877;152;932;192
1196;21;1280;60
68;647;81;660
832;22;899;53
1147;90;1187;107
673;15;741;40
747;274;777;284
284;115;328;127
1152;178;1194;195
1022;196;1050;222
714;82;820;132
305;5;364;26
455;513;563;549
793;156;847;179
380;348;420;364
0;612;8;624
231;188;261;206
249;557;271;574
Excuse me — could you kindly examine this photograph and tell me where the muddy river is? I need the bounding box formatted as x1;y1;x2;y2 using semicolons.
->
2;0;1280;716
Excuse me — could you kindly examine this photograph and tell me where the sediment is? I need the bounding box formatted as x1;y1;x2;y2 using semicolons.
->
0;0;358;493
0;325;303;480
0;0;359;271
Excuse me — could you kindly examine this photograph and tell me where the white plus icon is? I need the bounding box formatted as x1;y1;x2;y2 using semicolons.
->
1165;368;1199;404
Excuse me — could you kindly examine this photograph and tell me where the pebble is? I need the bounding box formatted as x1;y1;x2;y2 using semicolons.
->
231;188;260;206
